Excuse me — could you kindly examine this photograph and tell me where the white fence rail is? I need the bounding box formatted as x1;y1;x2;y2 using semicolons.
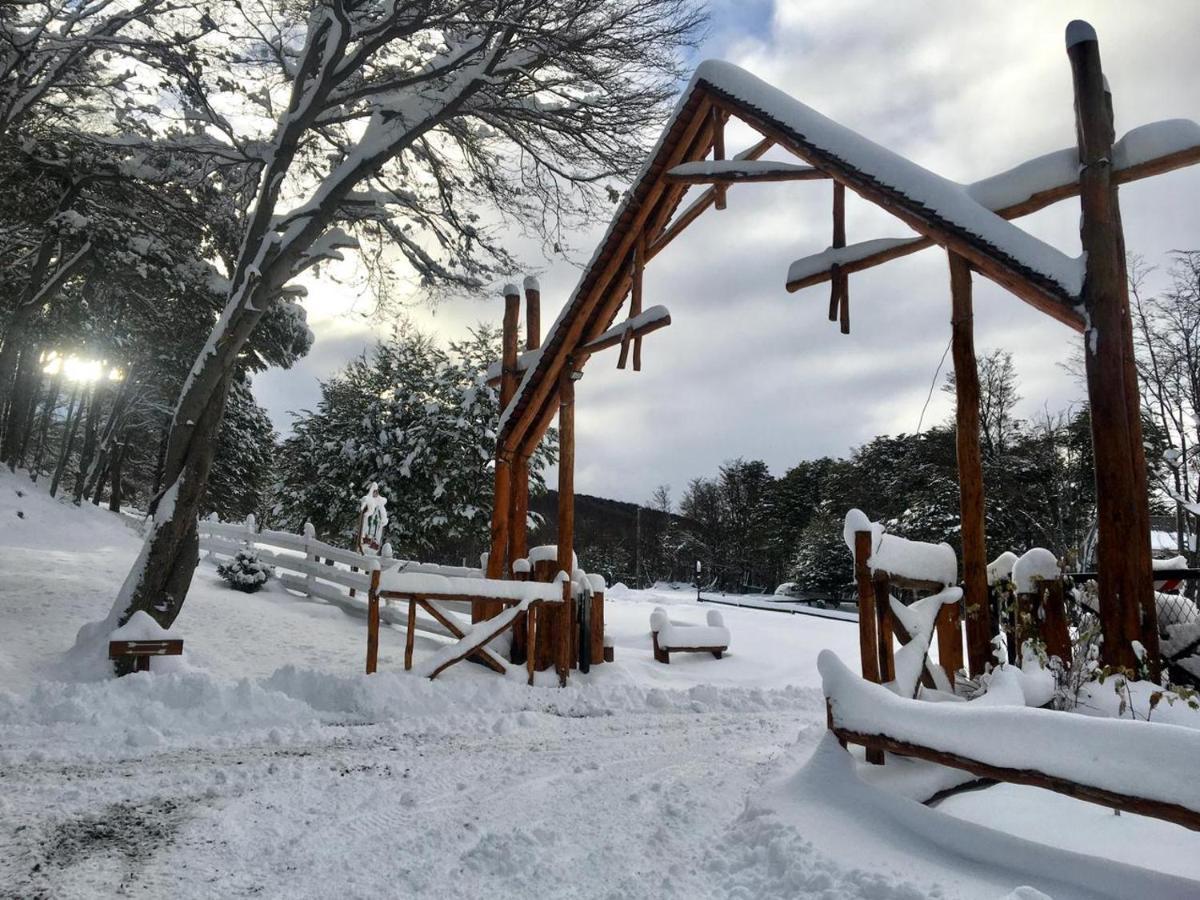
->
197;518;474;640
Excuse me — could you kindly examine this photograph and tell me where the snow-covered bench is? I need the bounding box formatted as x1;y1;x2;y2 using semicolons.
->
650;607;730;664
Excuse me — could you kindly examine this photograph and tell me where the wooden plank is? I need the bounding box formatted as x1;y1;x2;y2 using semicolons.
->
949;250;992;676
422;602;527;680
855;531;881;685
510;452;531;663
109;639;183;658
1035;578;1072;666
873;571;895;683
831;726;1200;832
483;452;512;616
1068;26;1157;675
418;599;508;675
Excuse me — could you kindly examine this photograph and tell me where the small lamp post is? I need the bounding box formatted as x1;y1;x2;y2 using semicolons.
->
695;559;702;603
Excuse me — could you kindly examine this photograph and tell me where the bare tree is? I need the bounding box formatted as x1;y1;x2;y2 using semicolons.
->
89;0;702;654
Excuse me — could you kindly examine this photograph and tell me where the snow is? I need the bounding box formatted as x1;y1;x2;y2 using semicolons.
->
1013;548;1060;593
821;649;1200;811
1065;19;1098;48
4;471;1200;896
522;274;539;291
1114;119;1200;170
989;550;1019;585
786;237;916;285
110;611;173;642
666;158;816;178
651;607;731;650
584;304;670;348
378;569;564;603
887;588;961;696
1154;555;1188;571
502;281;519;296
527;543;575;568
842;508;958;585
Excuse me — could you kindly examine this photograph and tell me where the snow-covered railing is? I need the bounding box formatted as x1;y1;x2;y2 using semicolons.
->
197;517;479;642
820;650;1200;832
842;510;964;717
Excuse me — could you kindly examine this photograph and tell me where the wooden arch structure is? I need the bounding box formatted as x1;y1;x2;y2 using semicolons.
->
485;21;1200;680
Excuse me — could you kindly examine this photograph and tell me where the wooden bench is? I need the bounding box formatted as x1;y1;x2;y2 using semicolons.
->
650;607;730;664
108;639;184;673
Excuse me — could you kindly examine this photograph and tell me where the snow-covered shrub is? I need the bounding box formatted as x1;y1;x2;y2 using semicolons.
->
217;550;273;593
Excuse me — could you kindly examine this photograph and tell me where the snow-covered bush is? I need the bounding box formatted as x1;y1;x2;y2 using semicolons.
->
217;550;273;594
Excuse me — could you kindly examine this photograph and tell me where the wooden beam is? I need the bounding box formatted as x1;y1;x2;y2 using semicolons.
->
831;726;1200;832
366;566;381;674
949;251;991;676
830;181;848;333
711;107;727;210
482;452;512;619
578;311;671;358
509;452;530;662
648;138;775;261
663;164;826;184
785;149;1200;297
1068;21;1157;675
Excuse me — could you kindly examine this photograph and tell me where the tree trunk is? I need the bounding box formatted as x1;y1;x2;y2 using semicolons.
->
73;381;104;504
50;384;82;497
2;342;40;470
29;369;62;481
108;442;125;512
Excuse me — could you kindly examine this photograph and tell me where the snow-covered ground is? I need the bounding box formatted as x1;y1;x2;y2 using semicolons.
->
3;470;1199;898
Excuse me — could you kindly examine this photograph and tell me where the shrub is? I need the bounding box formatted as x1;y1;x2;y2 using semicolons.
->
217;549;273;593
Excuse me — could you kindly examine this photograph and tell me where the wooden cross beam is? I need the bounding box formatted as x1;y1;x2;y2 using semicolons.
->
579;306;672;363
664;159;827;184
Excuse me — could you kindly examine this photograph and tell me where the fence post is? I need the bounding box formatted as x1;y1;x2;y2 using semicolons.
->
203;513;218;560
303;521;316;599
366;561;381;674
243;513;256;552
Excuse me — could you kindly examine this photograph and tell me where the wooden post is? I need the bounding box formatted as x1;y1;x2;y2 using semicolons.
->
482;451;512;620
854;531;881;685
590;591;605;666
711;108;726;210
1038;579;1072;667
524;277;541;351
509;453;531;663
935;602;962;687
366;565;381;674
303;521;316;599
948;251;992;676
404;597;416;671
873;571;895;683
556;366;577;686
830;181;849;334
1067;21;1157;675
526;603;537;685
855;531;884;765
501;283;521;410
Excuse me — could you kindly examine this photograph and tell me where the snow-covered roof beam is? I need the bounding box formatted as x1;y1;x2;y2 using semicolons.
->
785;118;1200;300
690;61;1087;329
664;158;825;184
577;305;671;358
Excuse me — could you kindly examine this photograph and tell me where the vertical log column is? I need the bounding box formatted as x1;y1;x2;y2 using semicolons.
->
1067;21;1158;675
948;252;989;677
509;278;541;663
711;108;727;211
556;365;578;686
854;531;884;765
481;285;523;621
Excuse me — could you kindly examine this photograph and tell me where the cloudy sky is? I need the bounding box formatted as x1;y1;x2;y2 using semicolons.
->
253;0;1200;507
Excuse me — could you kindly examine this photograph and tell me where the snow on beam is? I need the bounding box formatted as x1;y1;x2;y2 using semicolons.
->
664;158;826;183
485;346;542;386
785;118;1200;297
578;305;671;356
819;650;1200;830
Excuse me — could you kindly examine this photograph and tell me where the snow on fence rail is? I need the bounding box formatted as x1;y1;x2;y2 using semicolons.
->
197;517;475;640
820;650;1200;831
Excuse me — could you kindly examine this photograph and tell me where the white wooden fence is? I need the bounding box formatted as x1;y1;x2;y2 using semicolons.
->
197;517;477;641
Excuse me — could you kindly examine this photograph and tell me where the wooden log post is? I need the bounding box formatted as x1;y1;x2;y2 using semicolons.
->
1067;21;1158;675
948;251;992;676
524;277;541;351
366;565;381;674
590;590;605;666
404;598;416;671
854;530;885;765
873;571;895;683
632;236;645;371
935;601;963;687
303;521;317;599
556;365;578;686
509;453;531;663
1038;578;1072;667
